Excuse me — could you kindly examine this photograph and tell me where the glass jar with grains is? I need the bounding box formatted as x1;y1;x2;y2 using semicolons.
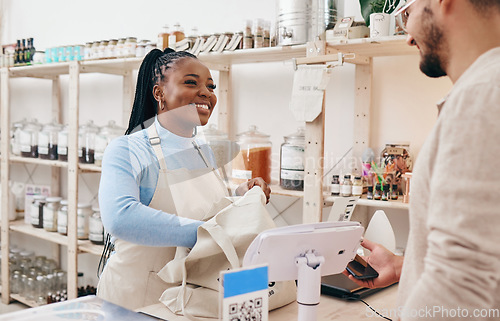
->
232;125;272;184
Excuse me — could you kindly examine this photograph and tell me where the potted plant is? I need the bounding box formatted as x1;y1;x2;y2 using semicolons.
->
359;0;401;37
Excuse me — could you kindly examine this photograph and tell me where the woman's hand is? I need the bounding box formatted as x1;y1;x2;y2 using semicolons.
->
342;238;403;289
235;178;271;203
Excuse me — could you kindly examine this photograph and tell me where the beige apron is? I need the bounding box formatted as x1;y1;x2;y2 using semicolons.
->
97;123;229;310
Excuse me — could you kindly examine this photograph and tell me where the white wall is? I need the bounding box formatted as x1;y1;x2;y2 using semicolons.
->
2;0;453;286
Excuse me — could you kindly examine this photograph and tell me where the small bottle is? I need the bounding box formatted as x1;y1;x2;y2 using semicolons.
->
330;175;340;196
157;25;170;50
374;184;382;200
391;184;399;200
341;174;352;197
382;184;390;201
367;185;373;200
352;176;363;196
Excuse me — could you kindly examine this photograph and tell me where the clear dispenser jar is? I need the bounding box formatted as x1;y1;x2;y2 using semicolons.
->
94;120;124;166
89;206;104;245
44;197;62;232
280;127;305;191
31;195;46;228
11;118;28;156
232;125;272;184
19;118;42;158
38;121;62;160
77;203;92;240
79;120;99;164
57;200;68;235
57;125;68;161
202;124;234;181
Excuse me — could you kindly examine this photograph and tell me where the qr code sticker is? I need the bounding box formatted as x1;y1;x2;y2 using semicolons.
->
226;296;263;321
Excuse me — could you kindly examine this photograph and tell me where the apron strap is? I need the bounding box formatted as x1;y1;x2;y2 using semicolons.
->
147;123;169;171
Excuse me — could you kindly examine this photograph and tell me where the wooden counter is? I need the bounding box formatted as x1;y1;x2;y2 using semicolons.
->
139;284;398;321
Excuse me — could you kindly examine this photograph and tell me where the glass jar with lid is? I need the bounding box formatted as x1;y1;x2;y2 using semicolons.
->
11;270;22;294
202;124;235;182
19;118;42;158
38;120;62;160
90;41;100;59
94;120;124;166
115;38;126;58
57;124;68;161
232;125;272;184
31;195;46;228
84;42;92;60
89;206;104;245
79;120;100;164
124;37;137;57
57;199;68;235
77;203;92;240
11;118;28;156
280;127;305;191
44;196;62;232
97;40;109;59
105;39;118;58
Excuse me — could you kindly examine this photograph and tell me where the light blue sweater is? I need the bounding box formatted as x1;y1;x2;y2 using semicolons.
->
98;118;218;248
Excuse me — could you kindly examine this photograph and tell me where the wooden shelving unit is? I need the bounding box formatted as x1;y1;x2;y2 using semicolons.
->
0;37;417;307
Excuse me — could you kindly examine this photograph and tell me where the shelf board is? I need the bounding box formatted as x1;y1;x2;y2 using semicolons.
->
326;35;418;58
356;196;409;210
10;294;39;308
78;164;102;173
78;241;104;256
9;156;68;168
6;45;308;78
9;220;104;253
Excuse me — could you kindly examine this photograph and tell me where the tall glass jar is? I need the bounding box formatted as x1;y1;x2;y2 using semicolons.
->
232;125;272;184
19;118;42;158
94;120;124;166
57;125;68;161
89;207;104;245
202;124;234;181
44;197;62;232
31;195;46;228
77;203;92;240
11;118;28;156
280;127;305;191
57;200;68;235
38;120;62;160
79;120;99;164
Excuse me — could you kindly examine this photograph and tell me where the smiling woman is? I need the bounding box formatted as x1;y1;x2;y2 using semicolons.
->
96;48;271;310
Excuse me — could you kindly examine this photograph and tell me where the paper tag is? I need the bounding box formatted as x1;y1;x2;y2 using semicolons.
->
220;265;269;321
289;65;332;122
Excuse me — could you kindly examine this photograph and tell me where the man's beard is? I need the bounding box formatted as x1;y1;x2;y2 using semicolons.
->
419;7;448;78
